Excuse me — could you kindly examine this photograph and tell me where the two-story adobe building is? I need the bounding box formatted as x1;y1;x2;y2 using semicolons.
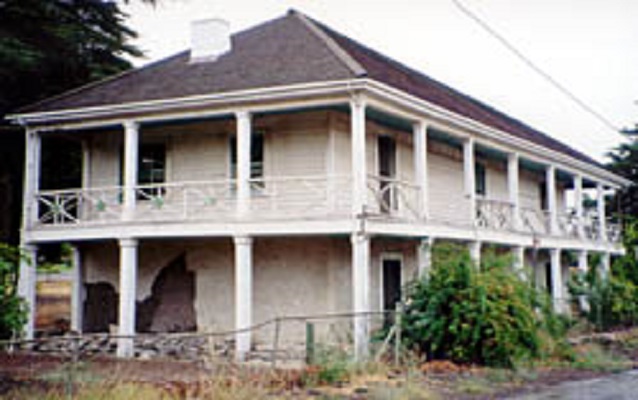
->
9;10;629;360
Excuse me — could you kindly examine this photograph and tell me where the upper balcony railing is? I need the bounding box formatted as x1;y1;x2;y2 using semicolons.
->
32;179;622;245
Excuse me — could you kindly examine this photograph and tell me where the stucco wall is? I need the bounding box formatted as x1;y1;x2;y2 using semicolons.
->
81;236;420;343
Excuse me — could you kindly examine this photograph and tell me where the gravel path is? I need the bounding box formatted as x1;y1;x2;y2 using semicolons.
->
511;370;638;400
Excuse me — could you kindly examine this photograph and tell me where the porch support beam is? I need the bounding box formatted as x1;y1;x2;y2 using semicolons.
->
417;237;434;278
234;235;253;361
577;250;589;311
550;248;563;313
70;245;84;332
351;96;367;216
574;174;584;238
17;244;37;339
507;153;520;230
22;129;41;229
413;120;428;219
546;165;558;235
117;238;138;357
351;232;370;361
597;183;607;242
122;121;139;220
236;111;252;217
463;137;476;225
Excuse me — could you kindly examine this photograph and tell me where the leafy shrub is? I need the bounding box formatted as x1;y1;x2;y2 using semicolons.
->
0;243;28;340
401;243;566;368
569;219;638;331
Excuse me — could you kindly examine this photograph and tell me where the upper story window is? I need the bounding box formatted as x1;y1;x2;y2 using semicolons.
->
139;143;166;186
475;162;486;196
229;131;264;183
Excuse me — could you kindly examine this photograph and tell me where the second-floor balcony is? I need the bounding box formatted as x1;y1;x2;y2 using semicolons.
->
32;176;622;244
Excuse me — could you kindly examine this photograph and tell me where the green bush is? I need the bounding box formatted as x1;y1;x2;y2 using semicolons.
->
569;219;638;331
0;243;28;340
401;243;566;368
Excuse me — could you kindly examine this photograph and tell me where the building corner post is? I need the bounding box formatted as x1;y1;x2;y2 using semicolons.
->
463;137;476;225
18;243;37;340
122;121;139;221
413;120;428;219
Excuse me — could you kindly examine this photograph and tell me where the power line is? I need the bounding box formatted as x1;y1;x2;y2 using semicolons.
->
451;0;622;135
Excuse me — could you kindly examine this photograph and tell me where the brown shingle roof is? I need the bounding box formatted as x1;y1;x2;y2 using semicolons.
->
21;10;599;166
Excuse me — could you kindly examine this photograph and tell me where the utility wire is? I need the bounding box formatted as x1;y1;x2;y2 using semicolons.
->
451;0;622;135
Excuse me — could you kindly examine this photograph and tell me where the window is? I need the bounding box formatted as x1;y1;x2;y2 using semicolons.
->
138;143;166;199
229;131;264;184
475;162;486;196
139;144;166;186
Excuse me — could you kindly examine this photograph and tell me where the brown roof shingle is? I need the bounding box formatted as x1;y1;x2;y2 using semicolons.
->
21;10;599;166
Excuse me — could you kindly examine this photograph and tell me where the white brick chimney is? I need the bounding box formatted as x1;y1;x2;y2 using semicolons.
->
190;18;231;63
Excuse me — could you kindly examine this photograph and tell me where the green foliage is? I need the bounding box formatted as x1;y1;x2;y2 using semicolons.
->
607;138;638;216
569;219;638;331
401;243;566;368
0;243;28;340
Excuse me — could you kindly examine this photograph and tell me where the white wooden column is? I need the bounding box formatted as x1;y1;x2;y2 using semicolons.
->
122;121;139;220
413;120;429;219
507;153;520;230
549;248;563;313
577;250;589;311
18;244;37;339
597;183;607;242
236;111;252;217
512;245;525;271
80;139;91;220
22;129;41;229
117;238;138;357
468;241;481;265
463;137;476;225
351;233;370;361
234;235;253;361
417;237;434;278
546;165;558;235
350;96;367;215
70;245;84;332
573;174;584;238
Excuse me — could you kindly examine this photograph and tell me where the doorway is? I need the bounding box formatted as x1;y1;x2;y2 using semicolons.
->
377;135;397;213
382;256;402;324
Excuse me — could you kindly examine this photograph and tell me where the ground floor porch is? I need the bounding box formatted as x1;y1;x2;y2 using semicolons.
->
18;234;615;360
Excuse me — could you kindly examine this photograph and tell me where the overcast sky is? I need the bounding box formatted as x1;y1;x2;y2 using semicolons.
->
121;0;638;162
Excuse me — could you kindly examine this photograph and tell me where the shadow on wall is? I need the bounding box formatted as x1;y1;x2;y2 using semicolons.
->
83;254;197;333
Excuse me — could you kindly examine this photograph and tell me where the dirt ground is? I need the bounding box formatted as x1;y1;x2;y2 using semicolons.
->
0;351;636;399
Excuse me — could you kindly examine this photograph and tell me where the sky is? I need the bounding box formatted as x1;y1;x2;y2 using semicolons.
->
121;0;638;162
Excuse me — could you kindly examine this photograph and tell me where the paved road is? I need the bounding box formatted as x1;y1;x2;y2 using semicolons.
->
512;370;638;400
